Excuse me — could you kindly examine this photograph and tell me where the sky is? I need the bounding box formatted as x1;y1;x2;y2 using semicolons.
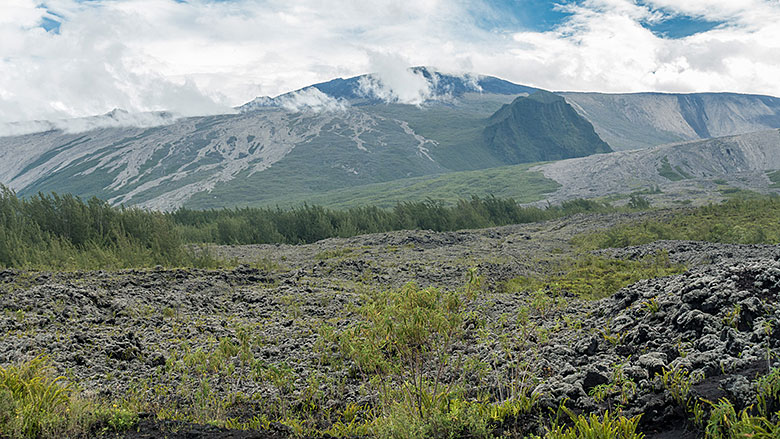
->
1;0;780;124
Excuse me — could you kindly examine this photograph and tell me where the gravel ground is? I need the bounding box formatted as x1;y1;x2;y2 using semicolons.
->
1;209;779;438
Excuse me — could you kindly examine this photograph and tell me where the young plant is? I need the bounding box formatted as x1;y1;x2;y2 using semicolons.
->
544;408;644;439
336;273;486;437
658;366;700;410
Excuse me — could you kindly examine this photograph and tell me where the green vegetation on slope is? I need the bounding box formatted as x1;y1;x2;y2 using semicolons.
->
187;163;559;210
768;169;780;188
365;95;515;171
657;156;689;181
483;91;612;164
574;197;780;250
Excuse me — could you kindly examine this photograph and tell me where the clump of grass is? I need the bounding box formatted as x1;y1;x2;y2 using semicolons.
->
667;367;780;439
0;356;136;438
315;248;354;261
540;409;644;439
701;398;780;439
504;253;685;300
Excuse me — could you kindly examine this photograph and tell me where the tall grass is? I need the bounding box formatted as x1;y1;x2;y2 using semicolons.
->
0;356;136;438
0;186;218;270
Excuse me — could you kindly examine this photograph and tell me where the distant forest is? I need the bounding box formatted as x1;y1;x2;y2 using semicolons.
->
4;185;778;270
0;185;613;269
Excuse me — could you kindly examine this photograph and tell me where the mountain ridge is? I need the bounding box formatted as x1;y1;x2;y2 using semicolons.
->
237;67;540;112
3;68;780;211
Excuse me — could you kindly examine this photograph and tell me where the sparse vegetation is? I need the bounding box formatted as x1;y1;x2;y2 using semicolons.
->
575;197;780;249
658;156;687;181
4;185;780;438
668;367;780;439
503;252;685;300
767;170;780;189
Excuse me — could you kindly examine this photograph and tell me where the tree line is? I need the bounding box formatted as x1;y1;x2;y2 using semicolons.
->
171;197;612;245
0;184;613;269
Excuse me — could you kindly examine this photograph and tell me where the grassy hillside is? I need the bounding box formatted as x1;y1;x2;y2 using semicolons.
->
185;163;559;210
365;94;521;171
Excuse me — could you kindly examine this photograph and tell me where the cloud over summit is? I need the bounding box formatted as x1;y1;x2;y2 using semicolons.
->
1;0;779;124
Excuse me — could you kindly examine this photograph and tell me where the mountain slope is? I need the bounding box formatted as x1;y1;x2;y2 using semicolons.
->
533;129;780;203
1;109;448;210
561;92;780;150
483;91;612;163
4;68;780;211
184;163;559;210
0;75;607;210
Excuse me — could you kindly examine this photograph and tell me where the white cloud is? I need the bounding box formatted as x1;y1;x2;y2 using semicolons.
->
1;0;779;125
0;109;180;137
357;52;434;105
277;88;348;113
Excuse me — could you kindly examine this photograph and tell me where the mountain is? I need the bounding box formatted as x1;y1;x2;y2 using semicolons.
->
533;129;780;204
238;67;539;111
3;68;780;211
560;92;780;150
483;91;612;163
0;70;608;210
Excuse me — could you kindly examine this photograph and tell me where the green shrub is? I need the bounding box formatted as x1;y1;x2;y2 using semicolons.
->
541;410;644;439
171;195;617;246
703;398;780;439
0;185;220;270
0;356;136;438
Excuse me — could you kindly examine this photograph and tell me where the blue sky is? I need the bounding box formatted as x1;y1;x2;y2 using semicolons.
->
1;0;779;125
41;0;727;39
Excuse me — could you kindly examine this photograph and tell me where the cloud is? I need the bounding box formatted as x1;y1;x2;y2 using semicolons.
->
357;52;434;105
237;88;348;113
1;0;780;124
277;88;348;113
0;109;181;137
0;0;235;124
